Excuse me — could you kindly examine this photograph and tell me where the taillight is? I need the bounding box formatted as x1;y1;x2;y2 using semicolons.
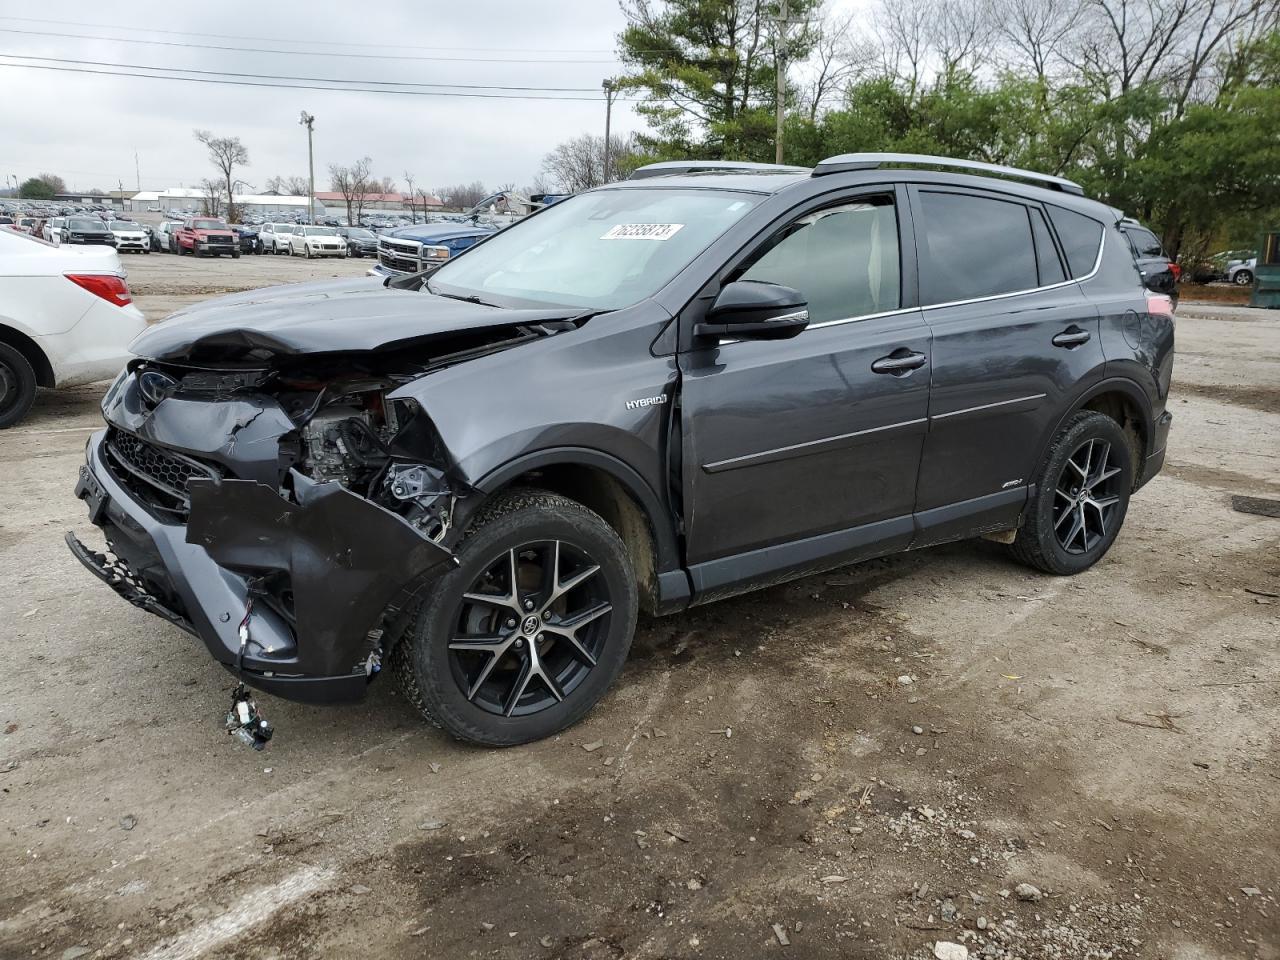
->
1169;263;1182;282
1147;293;1175;318
65;273;132;306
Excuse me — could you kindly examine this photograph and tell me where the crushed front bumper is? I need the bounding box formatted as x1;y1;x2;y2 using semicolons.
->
68;430;453;703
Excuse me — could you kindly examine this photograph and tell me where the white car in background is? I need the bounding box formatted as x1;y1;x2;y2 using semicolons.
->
42;216;66;245
263;222;297;254
288;225;348;258
108;220;150;254
0;228;147;427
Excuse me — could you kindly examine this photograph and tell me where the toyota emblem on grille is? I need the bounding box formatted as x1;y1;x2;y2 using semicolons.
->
138;370;178;408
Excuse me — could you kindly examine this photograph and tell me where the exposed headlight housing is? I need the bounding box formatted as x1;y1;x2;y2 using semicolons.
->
423;246;450;261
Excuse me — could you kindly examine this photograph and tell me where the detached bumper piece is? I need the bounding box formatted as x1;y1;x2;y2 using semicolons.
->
65;529;194;636
69;430;454;705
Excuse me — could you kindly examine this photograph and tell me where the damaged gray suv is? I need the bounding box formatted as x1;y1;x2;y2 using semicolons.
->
69;154;1175;746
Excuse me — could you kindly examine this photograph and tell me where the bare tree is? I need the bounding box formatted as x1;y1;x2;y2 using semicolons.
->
198;178;224;217
990;0;1082;82
194;129;248;222
799;10;874;119
1071;0;1276;107
329;156;372;225
875;0;932;97
540;133;643;192
265;174;309;195
37;171;67;194
433;181;489;210
415;187;438;213
404;171;417;222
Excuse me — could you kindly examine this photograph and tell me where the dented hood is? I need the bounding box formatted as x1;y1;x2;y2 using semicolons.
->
130;277;577;362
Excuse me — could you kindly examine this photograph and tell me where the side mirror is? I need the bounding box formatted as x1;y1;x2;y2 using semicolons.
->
694;280;809;341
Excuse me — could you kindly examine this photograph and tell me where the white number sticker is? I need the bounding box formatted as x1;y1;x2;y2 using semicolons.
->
600;223;685;241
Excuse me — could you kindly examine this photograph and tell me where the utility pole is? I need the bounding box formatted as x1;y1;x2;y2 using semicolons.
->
134;150;141;192
773;0;805;164
602;78;616;184
299;111;315;223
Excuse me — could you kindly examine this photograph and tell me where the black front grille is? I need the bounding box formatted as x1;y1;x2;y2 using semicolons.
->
104;429;221;520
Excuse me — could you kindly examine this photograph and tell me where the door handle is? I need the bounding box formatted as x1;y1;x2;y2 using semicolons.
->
871;350;928;375
1052;327;1091;348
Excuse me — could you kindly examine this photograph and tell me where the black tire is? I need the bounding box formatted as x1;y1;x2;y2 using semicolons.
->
1234;269;1254;287
0;342;38;429
232;250;241;259
1010;411;1134;575
393;489;638;746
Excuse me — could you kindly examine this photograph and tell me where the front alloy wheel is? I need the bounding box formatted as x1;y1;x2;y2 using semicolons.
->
449;541;612;717
394;489;637;746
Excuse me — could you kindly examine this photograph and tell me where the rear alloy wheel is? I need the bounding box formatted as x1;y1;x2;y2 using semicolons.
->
0;342;38;429
1010;411;1133;575
394;490;637;746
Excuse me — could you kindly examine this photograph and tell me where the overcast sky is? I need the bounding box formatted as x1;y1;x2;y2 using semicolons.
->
0;2;866;196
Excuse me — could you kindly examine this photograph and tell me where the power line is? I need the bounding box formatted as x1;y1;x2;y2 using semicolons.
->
0;15;624;54
1;53;613;92
0;59;649;102
0;27;623;63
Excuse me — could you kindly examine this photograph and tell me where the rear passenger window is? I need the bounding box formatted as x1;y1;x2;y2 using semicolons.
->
1030;209;1066;286
738;195;900;323
916;191;1038;304
1127;228;1163;258
1046;206;1104;278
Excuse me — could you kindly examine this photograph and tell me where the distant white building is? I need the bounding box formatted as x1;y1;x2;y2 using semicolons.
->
127;188;322;218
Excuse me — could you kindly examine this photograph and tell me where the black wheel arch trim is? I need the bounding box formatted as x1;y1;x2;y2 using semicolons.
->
1035;375;1157;477
471;446;682;579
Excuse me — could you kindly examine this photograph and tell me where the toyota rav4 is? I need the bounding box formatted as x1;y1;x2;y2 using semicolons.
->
68;154;1174;746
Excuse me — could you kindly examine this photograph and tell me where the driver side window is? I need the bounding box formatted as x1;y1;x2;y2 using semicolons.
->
738;195;901;325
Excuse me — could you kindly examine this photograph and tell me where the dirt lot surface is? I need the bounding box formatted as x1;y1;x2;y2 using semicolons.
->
2;257;1277;960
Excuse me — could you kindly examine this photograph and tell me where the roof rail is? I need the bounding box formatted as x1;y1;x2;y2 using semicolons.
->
628;160;810;180
811;152;1084;196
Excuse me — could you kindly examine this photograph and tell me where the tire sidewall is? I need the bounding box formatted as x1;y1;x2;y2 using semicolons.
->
1030;413;1134;574
0;342;38;429
408;498;637;746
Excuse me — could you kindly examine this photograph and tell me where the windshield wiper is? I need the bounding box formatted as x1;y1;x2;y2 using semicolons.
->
432;291;503;308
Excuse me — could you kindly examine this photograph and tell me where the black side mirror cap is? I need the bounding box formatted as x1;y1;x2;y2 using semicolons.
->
694;280;810;341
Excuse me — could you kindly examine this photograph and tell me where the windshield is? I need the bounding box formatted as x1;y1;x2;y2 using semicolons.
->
68;218;103;230
110;221;140;230
347;228;374;239
428;188;762;309
303;226;336;236
192;219;227;230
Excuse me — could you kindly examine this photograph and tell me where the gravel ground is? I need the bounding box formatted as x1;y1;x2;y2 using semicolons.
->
1;259;1277;960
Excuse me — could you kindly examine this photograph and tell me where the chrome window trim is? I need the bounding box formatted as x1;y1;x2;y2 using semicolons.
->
797;229;1106;333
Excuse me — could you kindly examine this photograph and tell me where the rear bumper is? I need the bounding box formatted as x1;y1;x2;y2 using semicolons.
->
69;429;453;704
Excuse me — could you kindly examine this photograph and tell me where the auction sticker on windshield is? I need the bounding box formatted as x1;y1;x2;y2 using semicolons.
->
600;223;685;241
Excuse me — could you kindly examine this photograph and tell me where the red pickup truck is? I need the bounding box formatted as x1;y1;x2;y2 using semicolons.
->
175;218;240;258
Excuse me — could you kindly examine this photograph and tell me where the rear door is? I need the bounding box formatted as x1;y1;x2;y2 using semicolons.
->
679;187;932;593
909;186;1105;544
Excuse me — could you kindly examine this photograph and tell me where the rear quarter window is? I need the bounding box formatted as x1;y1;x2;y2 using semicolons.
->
1046;206;1104;278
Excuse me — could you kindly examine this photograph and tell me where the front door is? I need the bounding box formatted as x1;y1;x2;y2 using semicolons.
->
679;189;932;596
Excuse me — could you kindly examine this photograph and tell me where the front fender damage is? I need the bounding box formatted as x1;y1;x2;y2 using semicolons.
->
185;471;454;680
